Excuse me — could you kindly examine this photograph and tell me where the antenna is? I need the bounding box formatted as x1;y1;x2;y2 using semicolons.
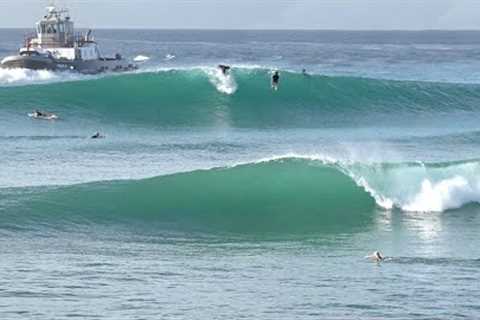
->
46;0;55;13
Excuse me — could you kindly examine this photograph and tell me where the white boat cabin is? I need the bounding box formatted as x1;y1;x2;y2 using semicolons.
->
26;6;101;61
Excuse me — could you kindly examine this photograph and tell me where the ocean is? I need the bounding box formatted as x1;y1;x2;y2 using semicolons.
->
1;29;480;319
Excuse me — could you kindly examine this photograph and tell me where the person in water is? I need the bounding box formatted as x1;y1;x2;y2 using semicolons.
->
367;251;385;262
218;64;231;75
272;71;280;90
302;68;310;77
34;109;44;117
91;132;103;139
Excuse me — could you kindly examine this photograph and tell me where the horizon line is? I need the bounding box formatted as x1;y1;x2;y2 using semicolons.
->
2;27;480;32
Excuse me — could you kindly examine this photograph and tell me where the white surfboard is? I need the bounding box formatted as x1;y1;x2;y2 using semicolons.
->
28;112;58;120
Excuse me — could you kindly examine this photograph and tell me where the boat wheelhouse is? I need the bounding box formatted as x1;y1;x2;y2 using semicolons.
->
1;6;136;73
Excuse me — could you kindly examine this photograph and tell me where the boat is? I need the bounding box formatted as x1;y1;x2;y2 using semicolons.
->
0;5;137;74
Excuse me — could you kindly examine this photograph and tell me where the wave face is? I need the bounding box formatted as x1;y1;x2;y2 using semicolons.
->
1;158;374;234
1;67;480;127
3;157;480;234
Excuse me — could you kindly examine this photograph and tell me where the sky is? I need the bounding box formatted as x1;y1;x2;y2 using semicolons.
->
0;0;480;29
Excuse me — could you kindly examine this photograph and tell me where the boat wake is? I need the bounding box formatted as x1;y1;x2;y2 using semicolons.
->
0;68;81;85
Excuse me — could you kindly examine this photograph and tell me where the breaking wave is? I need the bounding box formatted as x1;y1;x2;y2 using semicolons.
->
1;66;479;127
2;157;480;234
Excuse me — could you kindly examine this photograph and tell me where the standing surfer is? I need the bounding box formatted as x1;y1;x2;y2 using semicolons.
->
218;64;231;75
272;71;280;91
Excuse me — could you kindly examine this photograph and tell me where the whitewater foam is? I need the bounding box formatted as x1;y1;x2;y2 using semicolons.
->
134;55;150;62
0;68;95;86
402;176;480;212
205;67;237;95
0;68;60;85
344;160;480;213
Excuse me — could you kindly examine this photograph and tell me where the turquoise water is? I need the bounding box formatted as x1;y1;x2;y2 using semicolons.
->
1;30;480;319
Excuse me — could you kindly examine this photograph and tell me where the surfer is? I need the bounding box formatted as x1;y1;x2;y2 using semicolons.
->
34;109;44;117
272;71;280;90
302;68;310;77
29;109;58;120
366;251;385;262
91;132;104;139
218;64;231;75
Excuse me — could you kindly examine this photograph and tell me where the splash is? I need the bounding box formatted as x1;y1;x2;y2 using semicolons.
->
0;67;91;86
345;160;480;212
0;68;59;85
402;176;480;212
205;67;238;95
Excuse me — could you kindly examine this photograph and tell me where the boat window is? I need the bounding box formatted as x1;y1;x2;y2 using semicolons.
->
46;24;57;34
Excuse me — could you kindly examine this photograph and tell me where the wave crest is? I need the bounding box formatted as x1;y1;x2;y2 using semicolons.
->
2;67;478;127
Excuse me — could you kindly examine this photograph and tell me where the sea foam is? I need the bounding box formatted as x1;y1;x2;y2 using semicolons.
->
205;67;237;95
134;55;150;62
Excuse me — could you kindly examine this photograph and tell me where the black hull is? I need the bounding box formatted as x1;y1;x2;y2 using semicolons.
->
1;55;137;74
1;55;57;71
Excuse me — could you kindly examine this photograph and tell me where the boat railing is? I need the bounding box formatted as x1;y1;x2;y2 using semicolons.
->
21;31;96;48
73;33;96;45
24;33;37;47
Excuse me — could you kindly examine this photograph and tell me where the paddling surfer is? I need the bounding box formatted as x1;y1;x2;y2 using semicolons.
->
366;251;385;262
91;132;104;139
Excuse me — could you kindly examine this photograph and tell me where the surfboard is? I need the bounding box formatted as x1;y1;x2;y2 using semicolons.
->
28;112;58;120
